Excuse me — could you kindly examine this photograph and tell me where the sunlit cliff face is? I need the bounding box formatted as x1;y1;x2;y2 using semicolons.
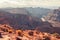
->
0;24;60;40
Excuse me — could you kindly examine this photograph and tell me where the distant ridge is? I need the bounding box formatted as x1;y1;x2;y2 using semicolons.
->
0;7;52;18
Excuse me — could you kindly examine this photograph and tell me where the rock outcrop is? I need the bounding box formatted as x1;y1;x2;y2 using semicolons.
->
0;24;60;40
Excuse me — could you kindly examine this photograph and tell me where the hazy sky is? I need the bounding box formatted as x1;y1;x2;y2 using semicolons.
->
0;0;60;9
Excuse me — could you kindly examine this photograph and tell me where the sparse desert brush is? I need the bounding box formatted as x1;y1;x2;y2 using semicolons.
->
52;33;59;37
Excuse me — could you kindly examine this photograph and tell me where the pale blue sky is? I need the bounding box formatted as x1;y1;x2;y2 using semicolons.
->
0;0;60;9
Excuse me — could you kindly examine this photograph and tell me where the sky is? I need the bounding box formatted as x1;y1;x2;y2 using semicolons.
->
0;0;60;9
